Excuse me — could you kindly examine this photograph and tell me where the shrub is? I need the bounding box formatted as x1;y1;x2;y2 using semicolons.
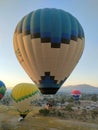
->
39;108;50;116
64;104;74;112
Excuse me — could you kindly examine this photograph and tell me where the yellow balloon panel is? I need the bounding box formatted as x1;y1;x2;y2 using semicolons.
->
11;83;40;101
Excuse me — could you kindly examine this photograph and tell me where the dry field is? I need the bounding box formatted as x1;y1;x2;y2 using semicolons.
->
0;105;98;130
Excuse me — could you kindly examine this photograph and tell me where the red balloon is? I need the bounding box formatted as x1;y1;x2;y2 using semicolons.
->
72;90;81;95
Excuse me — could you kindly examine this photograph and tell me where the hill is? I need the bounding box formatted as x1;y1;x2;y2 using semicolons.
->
58;84;98;94
6;84;98;94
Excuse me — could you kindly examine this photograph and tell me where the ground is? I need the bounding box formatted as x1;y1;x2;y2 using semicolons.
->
0;105;98;130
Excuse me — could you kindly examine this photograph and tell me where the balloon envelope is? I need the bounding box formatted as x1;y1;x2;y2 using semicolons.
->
11;83;40;118
0;80;6;100
71;90;81;101
13;8;85;94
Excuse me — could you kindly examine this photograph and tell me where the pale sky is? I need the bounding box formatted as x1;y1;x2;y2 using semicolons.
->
0;0;98;88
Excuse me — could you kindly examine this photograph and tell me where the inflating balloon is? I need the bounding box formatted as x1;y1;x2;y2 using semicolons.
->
13;8;85;94
0;80;6;100
11;83;40;120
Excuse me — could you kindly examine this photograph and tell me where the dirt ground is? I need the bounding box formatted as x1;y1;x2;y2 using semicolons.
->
0;105;98;130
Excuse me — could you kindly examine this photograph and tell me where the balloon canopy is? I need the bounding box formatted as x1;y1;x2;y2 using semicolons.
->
72;90;81;95
13;8;85;94
71;90;81;101
11;83;40;118
0;80;6;100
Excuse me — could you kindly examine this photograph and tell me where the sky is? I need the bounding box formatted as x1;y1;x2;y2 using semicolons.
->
0;0;98;89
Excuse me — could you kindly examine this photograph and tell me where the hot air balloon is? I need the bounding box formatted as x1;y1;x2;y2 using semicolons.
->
71;90;81;103
13;8;85;94
11;83;40;121
0;80;6;100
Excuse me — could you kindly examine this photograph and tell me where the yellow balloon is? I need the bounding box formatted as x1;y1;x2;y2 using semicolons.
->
11;83;40;119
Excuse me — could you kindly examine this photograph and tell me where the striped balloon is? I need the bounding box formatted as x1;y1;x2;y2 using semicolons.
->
0;80;6;100
13;8;85;94
72;90;81;101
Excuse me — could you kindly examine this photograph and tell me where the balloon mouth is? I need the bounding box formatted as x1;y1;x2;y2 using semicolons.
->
20;114;27;119
39;88;59;94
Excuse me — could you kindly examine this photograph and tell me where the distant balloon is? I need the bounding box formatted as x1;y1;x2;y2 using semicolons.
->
11;83;40;120
13;8;85;94
0;80;6;100
71;90;81;101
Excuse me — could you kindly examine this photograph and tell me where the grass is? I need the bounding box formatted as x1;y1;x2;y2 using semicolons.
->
0;105;98;130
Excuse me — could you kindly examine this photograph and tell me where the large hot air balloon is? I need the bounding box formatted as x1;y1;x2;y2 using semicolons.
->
0;80;6;100
71;90;81;102
13;8;85;94
11;83;40;121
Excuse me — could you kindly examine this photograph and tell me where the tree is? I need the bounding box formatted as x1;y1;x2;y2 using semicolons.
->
91;94;97;102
